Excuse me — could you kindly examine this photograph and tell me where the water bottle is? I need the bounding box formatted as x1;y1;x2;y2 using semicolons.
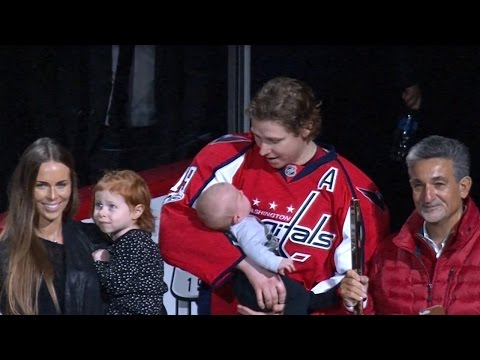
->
390;112;418;162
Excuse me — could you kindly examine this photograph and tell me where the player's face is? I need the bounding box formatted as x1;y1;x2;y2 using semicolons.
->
251;119;311;169
408;158;470;228
93;190;137;240
35;161;72;228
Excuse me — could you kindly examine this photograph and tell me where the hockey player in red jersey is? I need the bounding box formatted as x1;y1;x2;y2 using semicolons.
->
159;77;390;314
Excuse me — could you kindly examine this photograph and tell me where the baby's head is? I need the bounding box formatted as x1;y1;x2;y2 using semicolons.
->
196;182;251;231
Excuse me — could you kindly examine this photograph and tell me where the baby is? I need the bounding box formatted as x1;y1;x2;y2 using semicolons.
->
196;182;295;275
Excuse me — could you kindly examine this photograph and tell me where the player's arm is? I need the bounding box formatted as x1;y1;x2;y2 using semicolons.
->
159;142;248;288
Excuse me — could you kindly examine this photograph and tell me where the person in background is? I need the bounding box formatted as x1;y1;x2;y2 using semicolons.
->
87;45;225;183
340;135;480;315
0;137;106;315
91;170;168;315
160;77;390;315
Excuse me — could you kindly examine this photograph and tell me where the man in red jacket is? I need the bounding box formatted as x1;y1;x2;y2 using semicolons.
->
341;135;480;315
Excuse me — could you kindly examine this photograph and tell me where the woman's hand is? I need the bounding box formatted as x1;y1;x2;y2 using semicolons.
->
92;249;110;262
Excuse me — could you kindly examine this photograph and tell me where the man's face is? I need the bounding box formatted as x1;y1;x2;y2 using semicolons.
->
408;158;470;227
250;118;311;169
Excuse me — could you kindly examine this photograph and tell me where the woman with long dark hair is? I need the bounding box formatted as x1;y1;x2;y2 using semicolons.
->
0;137;107;315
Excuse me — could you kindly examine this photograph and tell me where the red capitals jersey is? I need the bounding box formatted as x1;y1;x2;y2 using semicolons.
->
159;133;390;314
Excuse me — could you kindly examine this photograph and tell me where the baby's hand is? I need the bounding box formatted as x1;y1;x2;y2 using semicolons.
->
92;249;110;262
277;258;296;275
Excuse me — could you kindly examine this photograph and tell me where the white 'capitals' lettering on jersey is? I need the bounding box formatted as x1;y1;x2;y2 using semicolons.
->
262;191;335;251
